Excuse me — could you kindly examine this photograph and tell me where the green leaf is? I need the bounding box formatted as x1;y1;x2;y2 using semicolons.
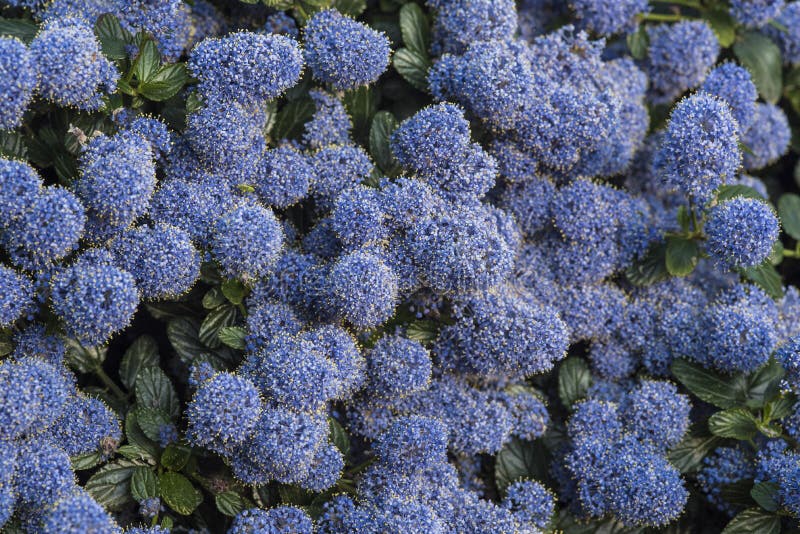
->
625;241;670;286
273;97;316;141
120;335;160;390
136;407;173;442
159;472;203;516
708;408;759;440
95;14;131;59
218;326;247;350
369;111;401;176
558;357;591;409
721;508;780;534
626;25;649;59
779;193;800;240
343;85;378;135
85;459;143;511
216;491;247;517
125;410;160;459
765;392;796;420
202;288;226;310
161;443;192;471
136;367;180;418
745;358;785;408
167;317;207;364
666;237;700;277
329;418;351;456
399;3;430;57
734;32;783;104
332;0;368;17
667;429;723;473
65;339;108;373
117;444;156;463
221;279;247;305
131;466;159;501
0;131;28;161
0;17;39;44
393;48;430;92
721;480;757;508
132;38;161;84
717;184;765;202
751;481;780;513
705;8;737;48
139;64;189;102
671;359;742;409
406;320;439;343
71;451;103;471
494;438;539;493
199;305;238;349
740;261;784;299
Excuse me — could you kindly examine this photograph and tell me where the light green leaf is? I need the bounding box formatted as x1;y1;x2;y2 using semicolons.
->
71;451;103;471
218;326;247;350
216;491;246;517
159;472;203;516
666;236;700;277
717;184;765;202
705;8;737;48
139;63;189;102
221;279;247;305
161;443;191;471
132;38;161;84
708;408;759;440
393;48;430;92
131;466;159;501
94;13;131;59
626;25;648;59
734;32;783;104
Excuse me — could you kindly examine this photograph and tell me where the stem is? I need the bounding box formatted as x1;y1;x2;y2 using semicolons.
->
649;0;702;8
784;249;799;258
95;365;127;400
769;19;789;33
641;13;687;22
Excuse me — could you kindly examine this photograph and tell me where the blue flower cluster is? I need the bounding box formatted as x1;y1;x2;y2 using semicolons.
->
2;0;800;531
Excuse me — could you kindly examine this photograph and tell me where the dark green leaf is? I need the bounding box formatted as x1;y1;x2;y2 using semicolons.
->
779;193;800;240
625;242;670;286
186;91;203;114
159;472;203;515
721;508;780;534
740;261;784;299
202;287;226;310
167;317;207;364
717;184;765;202
65;338;108;373
120;335;160;390
705;8;737;48
71;451;103;471
343;85;378;135
745;358;785;408
751;482;780;512
161;443;191;471
733;32;783;104
139;64;189;102
132;38;161;83
766;392;796;420
273;97;315;141
125;410;160;458
332;0;368;17
369;111;401;176
136;367;180;418
216;491;247;517
399;3;430;57
218;326;247;350
199;305;238;349
85;459;143;511
329;418;351;456
666;237;700;277
494;438;539;493
709;408;758;440
393;48;430;92
721;480;756;508
0;131;28;161
147;300;200;320
136;407;173;442
0;17;39;44
558;357;591;409
626;25;649;60
221;279;247;305
671;359;742;409
117;444;156;463
95;14;131;59
667;430;723;473
131;466;159;501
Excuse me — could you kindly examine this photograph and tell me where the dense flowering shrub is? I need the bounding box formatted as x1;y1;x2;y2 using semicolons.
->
1;0;800;532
